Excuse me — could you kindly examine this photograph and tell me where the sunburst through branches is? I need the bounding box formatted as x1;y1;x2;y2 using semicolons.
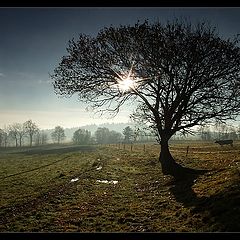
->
110;60;150;93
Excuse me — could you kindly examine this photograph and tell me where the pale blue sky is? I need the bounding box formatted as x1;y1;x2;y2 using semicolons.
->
0;7;240;129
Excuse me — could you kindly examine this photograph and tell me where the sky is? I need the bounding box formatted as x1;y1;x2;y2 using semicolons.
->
0;7;240;129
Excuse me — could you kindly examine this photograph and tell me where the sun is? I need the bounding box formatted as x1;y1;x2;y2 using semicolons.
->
110;59;149;93
114;61;137;92
117;76;136;92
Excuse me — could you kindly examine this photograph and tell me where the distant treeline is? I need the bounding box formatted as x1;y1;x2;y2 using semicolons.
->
1;120;240;148
0;121;155;147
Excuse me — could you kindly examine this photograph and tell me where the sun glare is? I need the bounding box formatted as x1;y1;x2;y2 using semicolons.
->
117;77;135;92
113;61;137;92
111;58;150;93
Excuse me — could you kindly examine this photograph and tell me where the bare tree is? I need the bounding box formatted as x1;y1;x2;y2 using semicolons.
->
197;125;212;141
109;130;122;144
51;126;65;144
34;130;48;145
35;131;41;146
214;122;222;140
0;128;8;147
41;130;48;145
94;127;110;144
72;128;91;145
123;126;134;143
18;124;26;147
51;19;240;178
228;126;238;140
2;127;9;147
24;120;39;147
237;124;240;140
8;123;24;147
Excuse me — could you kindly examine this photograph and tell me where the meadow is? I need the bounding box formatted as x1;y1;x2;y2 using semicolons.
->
0;141;240;232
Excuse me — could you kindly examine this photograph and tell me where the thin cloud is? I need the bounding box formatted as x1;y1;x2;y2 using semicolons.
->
0;72;5;77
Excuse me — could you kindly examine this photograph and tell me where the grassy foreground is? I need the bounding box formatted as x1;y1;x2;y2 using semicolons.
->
0;142;240;232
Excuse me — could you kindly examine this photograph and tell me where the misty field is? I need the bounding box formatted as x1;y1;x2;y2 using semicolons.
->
0;141;240;232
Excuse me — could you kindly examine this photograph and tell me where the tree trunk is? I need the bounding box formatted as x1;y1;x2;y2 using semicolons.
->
159;139;207;179
30;135;32;147
159;140;180;176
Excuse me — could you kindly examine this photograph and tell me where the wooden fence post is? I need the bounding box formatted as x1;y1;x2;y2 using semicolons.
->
186;145;189;157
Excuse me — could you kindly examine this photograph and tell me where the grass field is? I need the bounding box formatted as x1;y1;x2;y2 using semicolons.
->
0;141;240;232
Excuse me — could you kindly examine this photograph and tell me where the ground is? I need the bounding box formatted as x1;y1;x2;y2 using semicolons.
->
0;141;240;232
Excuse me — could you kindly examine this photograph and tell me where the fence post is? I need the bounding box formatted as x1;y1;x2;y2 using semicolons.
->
186;145;189;157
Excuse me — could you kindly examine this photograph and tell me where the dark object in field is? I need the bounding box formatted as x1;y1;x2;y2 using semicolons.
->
214;139;233;146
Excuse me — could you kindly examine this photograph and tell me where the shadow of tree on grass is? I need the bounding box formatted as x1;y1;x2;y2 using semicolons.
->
168;168;240;231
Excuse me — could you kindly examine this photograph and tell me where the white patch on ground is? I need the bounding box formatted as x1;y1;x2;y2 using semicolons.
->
96;180;118;184
96;166;102;170
70;177;79;182
111;180;118;184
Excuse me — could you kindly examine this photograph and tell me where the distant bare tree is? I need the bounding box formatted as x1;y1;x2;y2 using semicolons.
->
52;19;240;178
18;124;26;147
0;128;8;147
8;123;25;147
214;122;222;140
24;120;39;147
109;130;122;144
35;130;48;145
2;127;9;147
72;128;91;145
35;131;41;146
94;127;110;144
41;131;48;145
198;125;212;141
51;126;65;144
237;124;240;140
228;126;238;140
123;126;134;143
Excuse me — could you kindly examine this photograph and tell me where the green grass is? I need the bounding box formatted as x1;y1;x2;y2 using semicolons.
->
0;141;240;232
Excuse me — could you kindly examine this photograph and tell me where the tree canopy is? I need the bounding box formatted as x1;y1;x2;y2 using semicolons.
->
51;19;240;177
24;120;39;147
72;128;91;145
123;126;134;143
51;126;66;144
